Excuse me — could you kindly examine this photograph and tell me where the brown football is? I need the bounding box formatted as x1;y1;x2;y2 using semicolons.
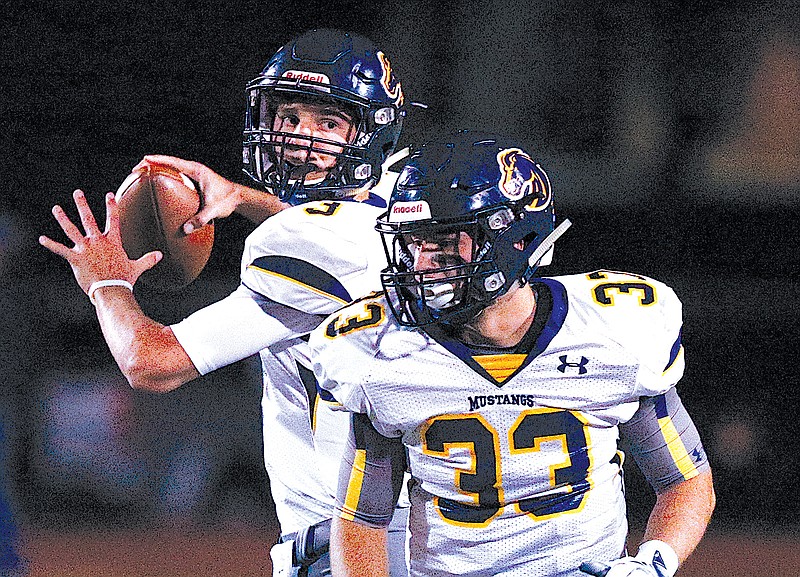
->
115;164;214;291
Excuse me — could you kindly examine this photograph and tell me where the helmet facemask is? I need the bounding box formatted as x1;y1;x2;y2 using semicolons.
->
379;205;532;327
243;90;382;204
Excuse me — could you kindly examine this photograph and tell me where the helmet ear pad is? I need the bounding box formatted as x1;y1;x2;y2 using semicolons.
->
465;208;545;303
492;210;552;290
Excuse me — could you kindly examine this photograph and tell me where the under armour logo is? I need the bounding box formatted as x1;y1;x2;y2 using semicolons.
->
557;355;589;374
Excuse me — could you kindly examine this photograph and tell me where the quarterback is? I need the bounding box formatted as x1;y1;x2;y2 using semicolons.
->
40;29;410;577
309;133;715;577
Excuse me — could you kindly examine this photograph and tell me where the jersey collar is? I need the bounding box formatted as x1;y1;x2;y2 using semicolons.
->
424;278;569;387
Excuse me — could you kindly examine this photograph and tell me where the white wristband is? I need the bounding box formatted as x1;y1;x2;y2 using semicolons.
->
635;540;679;577
88;279;134;305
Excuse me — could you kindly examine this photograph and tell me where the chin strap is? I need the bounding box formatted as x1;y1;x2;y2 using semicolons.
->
528;219;572;269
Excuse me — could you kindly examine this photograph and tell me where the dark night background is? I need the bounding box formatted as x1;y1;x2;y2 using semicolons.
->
2;0;799;575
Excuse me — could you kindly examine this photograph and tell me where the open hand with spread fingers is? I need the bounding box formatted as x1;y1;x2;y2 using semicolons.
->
38;189;162;298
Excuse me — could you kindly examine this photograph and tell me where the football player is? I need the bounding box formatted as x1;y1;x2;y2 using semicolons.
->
309;132;716;577
39;29;411;577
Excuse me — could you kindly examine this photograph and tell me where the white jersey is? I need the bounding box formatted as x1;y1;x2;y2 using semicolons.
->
171;199;388;536
310;270;696;577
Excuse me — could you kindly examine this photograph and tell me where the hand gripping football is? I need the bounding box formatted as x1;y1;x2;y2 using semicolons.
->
115;164;214;291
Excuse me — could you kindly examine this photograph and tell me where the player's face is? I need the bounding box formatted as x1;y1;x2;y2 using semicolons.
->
401;229;475;311
408;230;474;277
270;101;356;181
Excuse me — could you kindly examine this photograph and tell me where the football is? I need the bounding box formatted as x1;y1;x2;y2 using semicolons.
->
115;164;214;291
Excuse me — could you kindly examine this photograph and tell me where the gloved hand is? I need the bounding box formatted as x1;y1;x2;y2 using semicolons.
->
581;540;679;577
270;540;298;577
603;557;664;577
270;518;333;577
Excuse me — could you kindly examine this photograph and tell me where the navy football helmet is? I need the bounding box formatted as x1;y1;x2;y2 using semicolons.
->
243;29;405;205
377;132;567;327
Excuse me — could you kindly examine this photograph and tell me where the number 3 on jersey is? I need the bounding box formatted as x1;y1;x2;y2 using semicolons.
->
588;270;657;306
421;409;591;527
304;201;342;216
324;295;386;338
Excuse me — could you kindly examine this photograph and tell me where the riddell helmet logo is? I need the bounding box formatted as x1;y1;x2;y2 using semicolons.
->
496;148;552;211
389;201;431;222
280;70;331;85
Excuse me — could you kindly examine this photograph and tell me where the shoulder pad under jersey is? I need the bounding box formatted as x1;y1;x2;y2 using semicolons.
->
549;270;685;395
241;201;387;315
310;292;421;414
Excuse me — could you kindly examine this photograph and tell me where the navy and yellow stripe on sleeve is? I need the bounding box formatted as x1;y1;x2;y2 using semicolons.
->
619;388;709;492
337;413;406;528
247;255;352;305
340;447;368;522
652;393;701;481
